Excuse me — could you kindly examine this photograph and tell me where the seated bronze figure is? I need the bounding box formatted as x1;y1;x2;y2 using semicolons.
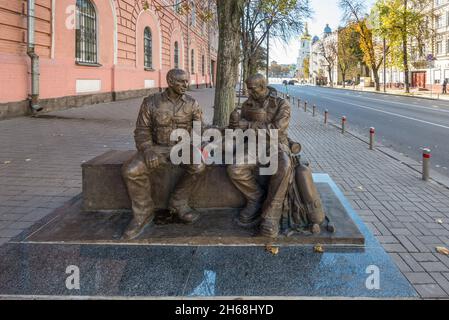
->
122;69;328;240
121;69;205;240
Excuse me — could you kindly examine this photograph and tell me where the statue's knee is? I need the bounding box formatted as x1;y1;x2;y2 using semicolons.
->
187;163;206;175
123;159;147;179
227;164;249;180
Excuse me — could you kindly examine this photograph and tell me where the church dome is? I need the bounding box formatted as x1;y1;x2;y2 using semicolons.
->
324;24;332;34
312;35;319;43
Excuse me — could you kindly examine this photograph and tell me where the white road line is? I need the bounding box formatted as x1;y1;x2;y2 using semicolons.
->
305;87;449;113
319;96;449;130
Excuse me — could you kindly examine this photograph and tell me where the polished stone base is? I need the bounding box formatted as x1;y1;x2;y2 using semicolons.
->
19;177;364;246
0;175;417;298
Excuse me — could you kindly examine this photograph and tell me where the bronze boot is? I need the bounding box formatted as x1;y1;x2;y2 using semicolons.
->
259;218;280;238
122;214;155;240
172;206;200;224
235;201;262;228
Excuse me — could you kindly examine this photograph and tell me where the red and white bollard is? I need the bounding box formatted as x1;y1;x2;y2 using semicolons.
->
324;110;328;124
369;127;375;150
422;148;431;181
341;116;346;134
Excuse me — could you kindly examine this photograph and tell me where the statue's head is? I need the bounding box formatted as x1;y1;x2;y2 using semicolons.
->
167;69;189;96
246;74;268;101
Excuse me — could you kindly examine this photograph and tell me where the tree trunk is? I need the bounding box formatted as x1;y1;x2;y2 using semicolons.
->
372;66;380;91
213;0;244;127
342;70;346;88
403;37;410;93
241;49;249;95
248;54;258;75
403;0;410;93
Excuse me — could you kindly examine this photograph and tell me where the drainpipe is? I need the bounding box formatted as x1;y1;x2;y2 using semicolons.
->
27;0;42;112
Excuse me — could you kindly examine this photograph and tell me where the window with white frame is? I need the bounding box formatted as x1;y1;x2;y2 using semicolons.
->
76;0;98;64
437;41;443;55
144;27;153;69
191;49;195;74
191;2;196;26
174;41;179;69
202;55;205;76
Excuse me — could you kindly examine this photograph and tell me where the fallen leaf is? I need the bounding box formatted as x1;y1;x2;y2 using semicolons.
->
314;244;324;253
436;247;449;256
265;245;279;256
436;219;443;225
3;161;11;164
25;159;31;162
357;186;364;191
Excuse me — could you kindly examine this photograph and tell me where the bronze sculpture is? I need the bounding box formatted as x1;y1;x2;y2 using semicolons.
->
228;74;294;238
121;69;327;240
121;69;205;240
228;74;327;238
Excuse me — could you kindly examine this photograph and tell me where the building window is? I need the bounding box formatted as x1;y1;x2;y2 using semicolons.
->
191;49;195;74
174;41;179;69
76;0;97;64
190;2;196;26
174;0;182;13
202;55;205;76
437;41;443;55
144;27;152;69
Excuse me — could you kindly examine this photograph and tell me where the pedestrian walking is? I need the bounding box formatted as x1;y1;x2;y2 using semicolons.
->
443;79;448;94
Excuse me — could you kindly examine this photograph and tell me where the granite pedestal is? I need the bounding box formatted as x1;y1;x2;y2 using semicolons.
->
0;175;417;298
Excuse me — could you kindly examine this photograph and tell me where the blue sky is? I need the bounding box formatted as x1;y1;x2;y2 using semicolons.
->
270;0;376;65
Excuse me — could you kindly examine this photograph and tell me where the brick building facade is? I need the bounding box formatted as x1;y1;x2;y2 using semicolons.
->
0;0;218;118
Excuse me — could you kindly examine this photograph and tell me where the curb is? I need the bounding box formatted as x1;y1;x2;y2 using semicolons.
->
323;114;449;190
312;85;449;102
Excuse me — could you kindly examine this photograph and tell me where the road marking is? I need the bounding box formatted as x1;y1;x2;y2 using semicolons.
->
318;96;449;130
301;87;449;112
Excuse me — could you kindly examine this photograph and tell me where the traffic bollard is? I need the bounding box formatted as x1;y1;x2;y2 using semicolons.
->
369;127;375;150
313;105;316;117
304;101;307;112
341;116;346;134
298;99;301;109
324;110;328;124
422;148;431;181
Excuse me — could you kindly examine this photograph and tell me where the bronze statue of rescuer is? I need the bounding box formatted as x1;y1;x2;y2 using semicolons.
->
228;74;293;238
228;74;327;238
121;69;205;240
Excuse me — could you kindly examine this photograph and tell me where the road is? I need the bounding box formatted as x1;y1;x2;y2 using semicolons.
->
272;84;449;178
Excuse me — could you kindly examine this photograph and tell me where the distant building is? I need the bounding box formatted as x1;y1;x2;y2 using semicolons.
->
310;24;339;86
296;24;311;80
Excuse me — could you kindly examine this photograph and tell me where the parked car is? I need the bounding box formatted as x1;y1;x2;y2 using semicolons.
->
288;80;298;85
282;80;288;85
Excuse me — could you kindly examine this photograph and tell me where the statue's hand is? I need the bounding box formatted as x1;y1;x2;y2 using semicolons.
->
143;149;160;169
237;119;250;130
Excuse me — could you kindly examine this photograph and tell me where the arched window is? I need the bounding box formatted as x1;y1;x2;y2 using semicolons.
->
174;41;179;69
76;0;97;64
144;27;153;69
201;55;205;76
191;49;195;74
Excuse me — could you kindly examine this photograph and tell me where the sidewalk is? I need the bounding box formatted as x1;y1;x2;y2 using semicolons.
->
318;84;449;101
1;88;449;298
